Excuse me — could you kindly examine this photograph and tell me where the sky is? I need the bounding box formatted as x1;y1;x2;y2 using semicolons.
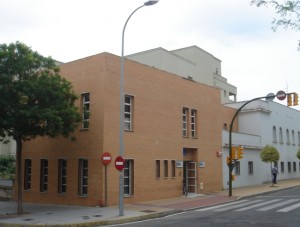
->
1;0;300;110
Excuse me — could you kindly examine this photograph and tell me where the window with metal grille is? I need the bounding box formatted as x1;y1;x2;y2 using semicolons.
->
40;159;48;192
272;126;277;142
182;108;188;137
288;162;291;172
58;159;67;194
124;95;133;130
78;159;88;196
248;161;253;175
191;109;197;138
24;159;32;190
81;93;90;129
293;162;296;172
234;161;240;175
124;159;134;196
280;162;285;173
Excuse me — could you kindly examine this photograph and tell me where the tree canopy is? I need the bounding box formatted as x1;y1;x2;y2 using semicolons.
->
251;0;300;31
0;41;81;214
260;145;280;163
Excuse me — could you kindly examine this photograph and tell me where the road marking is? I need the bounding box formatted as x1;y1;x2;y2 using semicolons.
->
257;199;300;211
215;200;263;212
234;199;281;211
196;200;249;211
277;203;300;212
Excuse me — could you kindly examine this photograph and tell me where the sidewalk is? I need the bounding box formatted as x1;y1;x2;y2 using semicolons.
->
1;178;299;227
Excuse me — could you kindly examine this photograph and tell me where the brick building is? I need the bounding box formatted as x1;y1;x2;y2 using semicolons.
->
20;52;236;207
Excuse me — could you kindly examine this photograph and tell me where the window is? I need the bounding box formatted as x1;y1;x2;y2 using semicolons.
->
272;126;277;142
288;162;291;172
124;159;134;196
279;127;283;143
78;159;88;196
81;93;90;129
124;95;133;130
191;109;197;138
234;161;240;175
40;159;48;192
58;159;67;194
182;108;188;137
164;160;168;178
248;161;254;175
292;130;295;144
286;129;290;145
171;160;176;178
155;160;160;179
280;162;284;173
293;162;297;172
24;159;32;190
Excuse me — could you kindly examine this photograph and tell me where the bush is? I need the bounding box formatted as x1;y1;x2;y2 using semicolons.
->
0;154;16;179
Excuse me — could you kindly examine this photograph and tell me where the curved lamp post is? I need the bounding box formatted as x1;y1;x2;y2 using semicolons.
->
119;0;159;216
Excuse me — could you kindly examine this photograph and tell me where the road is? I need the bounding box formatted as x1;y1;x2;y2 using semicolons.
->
109;187;300;227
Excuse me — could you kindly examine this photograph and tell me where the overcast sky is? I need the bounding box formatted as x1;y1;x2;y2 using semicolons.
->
1;0;299;110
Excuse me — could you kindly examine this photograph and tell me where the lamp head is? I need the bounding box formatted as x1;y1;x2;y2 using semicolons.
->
144;0;159;6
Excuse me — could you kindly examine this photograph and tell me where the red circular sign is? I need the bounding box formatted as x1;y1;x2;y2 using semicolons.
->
276;90;286;101
101;152;112;165
115;156;125;171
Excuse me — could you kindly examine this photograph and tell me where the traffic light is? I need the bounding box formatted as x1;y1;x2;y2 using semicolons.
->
231;174;236;181
227;156;231;165
231;147;237;159
237;146;244;159
293;93;299;106
287;94;292;106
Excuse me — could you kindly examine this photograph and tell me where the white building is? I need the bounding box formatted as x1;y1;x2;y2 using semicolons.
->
223;99;300;189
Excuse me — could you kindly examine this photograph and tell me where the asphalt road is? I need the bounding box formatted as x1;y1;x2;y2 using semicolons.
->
110;187;300;227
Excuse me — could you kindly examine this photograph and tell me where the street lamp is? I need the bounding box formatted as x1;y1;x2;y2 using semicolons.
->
119;0;159;216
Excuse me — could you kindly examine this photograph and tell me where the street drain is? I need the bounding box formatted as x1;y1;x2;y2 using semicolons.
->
141;210;155;213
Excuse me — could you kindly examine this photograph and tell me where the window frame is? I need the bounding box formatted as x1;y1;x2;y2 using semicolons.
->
124;159;134;196
78;159;88;196
124;95;134;131
155;160;161;179
24;159;32;191
248;161;254;175
40;159;48;192
164;160;168;178
191;109;197;138
171;160;176;178
234;161;240;175
81;93;90;129
58;159;67;194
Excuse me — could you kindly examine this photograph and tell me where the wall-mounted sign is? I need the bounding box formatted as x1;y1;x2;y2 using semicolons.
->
199;161;205;168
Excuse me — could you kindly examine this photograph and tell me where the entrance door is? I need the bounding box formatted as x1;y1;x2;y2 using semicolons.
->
184;161;197;194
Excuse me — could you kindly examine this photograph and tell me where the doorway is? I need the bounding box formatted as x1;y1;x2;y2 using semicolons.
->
183;161;197;194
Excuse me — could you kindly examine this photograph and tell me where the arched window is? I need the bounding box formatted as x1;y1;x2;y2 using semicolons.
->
272;126;277;142
286;129;290;145
292;130;295;144
279;127;283;143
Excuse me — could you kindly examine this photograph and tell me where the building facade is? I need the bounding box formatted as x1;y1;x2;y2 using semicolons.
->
222;100;300;189
20;53;236;207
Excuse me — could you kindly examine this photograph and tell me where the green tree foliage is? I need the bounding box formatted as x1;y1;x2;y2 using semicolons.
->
251;0;300;31
260;145;280;163
0;41;81;214
0;154;15;178
296;149;300;159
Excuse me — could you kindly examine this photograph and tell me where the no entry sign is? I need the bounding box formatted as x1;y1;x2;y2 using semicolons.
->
101;152;112;165
115;156;125;171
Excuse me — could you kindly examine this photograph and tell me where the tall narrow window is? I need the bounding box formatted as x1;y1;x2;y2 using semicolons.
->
234;161;240;175
191;109;197;138
124;95;133;130
292;130;295;144
78;159;88;196
279;127;283;143
24;159;32;190
182;108;188;137
40;159;48;192
82;93;90;129
293;162;296;172
171;160;176;178
155;160;160;179
248;161;254;175
124;159;134;196
164;160;168;178
272;126;277;142
288;162;291;172
280;162;284;173
286;129;290;145
58;159;67;194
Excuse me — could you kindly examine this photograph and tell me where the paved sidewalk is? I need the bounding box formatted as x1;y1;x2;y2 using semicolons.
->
0;178;299;226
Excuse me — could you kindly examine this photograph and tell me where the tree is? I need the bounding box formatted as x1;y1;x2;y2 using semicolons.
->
251;0;300;31
260;145;280;185
296;149;300;159
0;154;15;179
0;41;81;214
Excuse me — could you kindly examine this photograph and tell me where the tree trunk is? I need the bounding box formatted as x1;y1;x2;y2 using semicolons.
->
16;138;23;215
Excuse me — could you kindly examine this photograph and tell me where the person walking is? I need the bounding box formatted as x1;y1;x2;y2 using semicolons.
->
272;166;279;184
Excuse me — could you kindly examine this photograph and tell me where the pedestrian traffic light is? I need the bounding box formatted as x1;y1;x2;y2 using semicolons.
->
287;94;292;106
231;174;236;181
237;146;244;159
293;93;299;106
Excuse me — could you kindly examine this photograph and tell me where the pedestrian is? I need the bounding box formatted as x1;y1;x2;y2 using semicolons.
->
272;166;279;184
